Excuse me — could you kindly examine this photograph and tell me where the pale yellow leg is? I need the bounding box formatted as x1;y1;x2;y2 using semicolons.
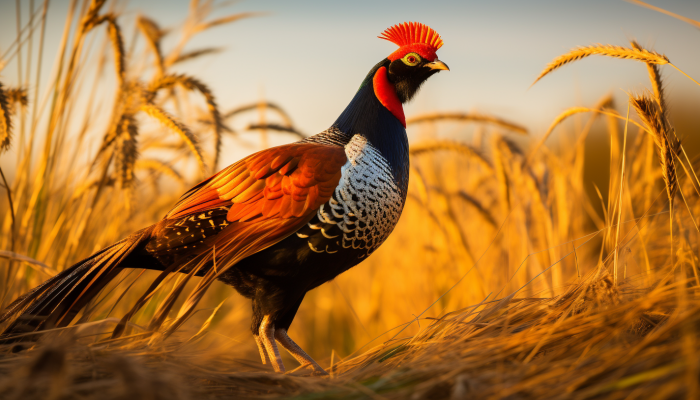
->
254;334;270;365
259;315;285;373
274;328;328;375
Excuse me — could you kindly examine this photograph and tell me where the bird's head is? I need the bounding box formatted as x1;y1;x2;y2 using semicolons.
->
378;22;449;104
357;22;447;128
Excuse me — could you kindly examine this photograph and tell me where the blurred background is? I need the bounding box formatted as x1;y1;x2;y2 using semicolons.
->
0;0;699;369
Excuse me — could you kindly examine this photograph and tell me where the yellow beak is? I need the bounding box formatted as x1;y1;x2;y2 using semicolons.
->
426;60;450;71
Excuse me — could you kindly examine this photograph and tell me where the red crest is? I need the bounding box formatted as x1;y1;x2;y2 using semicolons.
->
379;22;444;62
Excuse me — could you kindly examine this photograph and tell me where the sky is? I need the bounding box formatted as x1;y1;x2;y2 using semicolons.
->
1;0;699;167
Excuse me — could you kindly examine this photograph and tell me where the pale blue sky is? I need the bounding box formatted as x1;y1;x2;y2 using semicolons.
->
1;0;699;167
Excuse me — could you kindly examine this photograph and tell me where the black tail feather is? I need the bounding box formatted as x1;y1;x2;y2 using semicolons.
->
0;227;155;340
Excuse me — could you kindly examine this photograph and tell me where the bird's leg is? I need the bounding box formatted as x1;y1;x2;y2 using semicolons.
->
274;328;328;375
259;315;285;372
253;334;270;365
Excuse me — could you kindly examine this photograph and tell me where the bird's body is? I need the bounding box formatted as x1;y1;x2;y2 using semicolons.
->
0;22;447;374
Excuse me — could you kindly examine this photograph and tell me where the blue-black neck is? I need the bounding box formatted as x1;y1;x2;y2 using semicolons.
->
330;59;410;194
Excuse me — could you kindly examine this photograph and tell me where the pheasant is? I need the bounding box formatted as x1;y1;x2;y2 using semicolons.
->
0;22;448;374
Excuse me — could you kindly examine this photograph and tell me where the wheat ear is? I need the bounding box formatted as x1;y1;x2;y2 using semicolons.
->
149;74;224;170
89;14;126;87
630;93;679;202
4;87;28;109
631;41;666;114
0;83;12;153
114;114;138;189
533;44;669;86
140;103;205;171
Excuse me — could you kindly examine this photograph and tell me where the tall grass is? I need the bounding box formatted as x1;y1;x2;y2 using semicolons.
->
2;0;700;399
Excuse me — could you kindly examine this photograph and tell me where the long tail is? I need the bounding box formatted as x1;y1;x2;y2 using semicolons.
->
0;227;155;341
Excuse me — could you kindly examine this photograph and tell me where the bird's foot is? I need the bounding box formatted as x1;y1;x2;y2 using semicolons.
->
256;315;329;375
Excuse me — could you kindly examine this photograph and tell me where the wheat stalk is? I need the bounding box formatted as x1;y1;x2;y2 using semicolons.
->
0;82;12;153
406;112;528;135
140;103;205;171
410;140;493;171
533;44;669;86
149;74;224;170
630;93;679;202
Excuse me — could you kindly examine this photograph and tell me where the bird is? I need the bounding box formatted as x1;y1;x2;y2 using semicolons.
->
0;21;448;374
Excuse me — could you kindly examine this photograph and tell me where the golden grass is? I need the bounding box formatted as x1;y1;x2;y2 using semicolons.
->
1;1;700;399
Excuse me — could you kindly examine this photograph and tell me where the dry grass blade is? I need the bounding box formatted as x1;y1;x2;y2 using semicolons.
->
406;111;528;135
533;44;669;85
114;114;138;189
0;82;11;152
627;0;700;30
149;74;224;169
139;103;205;171
630;93;680;201
246;123;305;139
137;16;165;77
410;140;493;171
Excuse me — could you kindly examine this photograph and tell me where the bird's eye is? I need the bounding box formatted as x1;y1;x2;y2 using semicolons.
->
401;53;421;66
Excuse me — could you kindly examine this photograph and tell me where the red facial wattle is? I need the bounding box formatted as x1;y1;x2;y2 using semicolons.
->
373;66;405;127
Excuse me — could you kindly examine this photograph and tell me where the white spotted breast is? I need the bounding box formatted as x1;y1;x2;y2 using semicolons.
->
309;134;404;257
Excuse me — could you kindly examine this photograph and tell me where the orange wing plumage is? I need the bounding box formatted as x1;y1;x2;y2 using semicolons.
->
167;143;347;224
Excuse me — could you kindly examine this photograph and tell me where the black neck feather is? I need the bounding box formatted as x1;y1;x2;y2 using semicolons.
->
327;59;410;193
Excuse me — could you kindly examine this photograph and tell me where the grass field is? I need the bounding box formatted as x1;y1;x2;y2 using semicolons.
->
2;0;700;398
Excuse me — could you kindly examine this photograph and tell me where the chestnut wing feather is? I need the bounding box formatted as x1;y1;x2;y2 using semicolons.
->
149;143;347;260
